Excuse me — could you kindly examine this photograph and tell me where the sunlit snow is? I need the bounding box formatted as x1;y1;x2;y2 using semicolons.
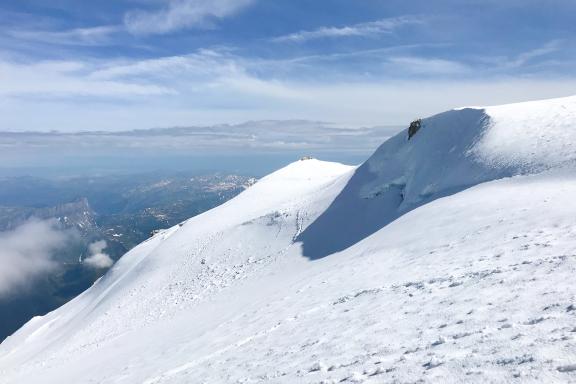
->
2;96;576;383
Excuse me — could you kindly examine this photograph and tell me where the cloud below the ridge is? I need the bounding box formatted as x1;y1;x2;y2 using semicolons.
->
0;219;73;298
83;240;113;269
0;121;402;155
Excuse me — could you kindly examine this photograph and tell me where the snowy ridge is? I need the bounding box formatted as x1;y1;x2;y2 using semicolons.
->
365;95;576;208
372;95;576;199
2;96;576;383
299;96;576;258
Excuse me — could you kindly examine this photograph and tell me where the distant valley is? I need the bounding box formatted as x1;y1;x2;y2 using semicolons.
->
0;172;256;341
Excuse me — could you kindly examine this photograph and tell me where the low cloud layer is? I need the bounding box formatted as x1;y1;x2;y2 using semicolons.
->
0;120;401;155
83;240;114;269
0;219;72;298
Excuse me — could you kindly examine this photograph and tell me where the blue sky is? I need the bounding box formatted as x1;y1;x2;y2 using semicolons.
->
1;0;576;131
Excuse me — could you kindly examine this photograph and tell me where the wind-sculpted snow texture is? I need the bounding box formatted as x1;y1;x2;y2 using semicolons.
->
2;96;576;383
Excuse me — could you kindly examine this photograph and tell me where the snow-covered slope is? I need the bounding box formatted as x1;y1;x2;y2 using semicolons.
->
300;96;576;258
2;96;576;383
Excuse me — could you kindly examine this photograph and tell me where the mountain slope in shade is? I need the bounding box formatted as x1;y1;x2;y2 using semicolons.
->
2;96;576;383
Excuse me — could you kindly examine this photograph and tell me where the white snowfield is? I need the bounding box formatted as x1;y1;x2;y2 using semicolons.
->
3;96;576;383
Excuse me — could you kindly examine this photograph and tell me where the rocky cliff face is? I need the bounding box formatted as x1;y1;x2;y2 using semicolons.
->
0;197;97;234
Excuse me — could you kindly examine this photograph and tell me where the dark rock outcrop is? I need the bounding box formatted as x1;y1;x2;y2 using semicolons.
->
408;119;422;140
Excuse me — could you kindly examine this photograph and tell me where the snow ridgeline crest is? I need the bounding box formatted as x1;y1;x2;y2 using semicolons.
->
298;96;576;258
2;96;576;383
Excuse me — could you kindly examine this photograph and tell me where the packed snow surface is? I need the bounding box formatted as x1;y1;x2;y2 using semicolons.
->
2;96;576;383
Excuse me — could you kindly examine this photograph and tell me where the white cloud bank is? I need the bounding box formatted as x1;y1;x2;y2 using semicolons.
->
0;220;72;298
83;240;113;269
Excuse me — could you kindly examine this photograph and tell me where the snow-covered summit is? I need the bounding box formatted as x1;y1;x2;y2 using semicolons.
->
2;96;576;383
299;96;576;258
365;94;576;207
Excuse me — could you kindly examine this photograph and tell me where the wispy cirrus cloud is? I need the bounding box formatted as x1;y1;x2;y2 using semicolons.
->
271;16;423;43
7;25;121;47
0;1;574;133
469;40;565;73
0;38;574;132
90;49;232;80
124;0;256;35
386;56;470;75
504;40;562;69
0;59;173;98
2;0;257;43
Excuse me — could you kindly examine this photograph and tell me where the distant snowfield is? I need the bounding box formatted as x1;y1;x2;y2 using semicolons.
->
2;96;576;383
